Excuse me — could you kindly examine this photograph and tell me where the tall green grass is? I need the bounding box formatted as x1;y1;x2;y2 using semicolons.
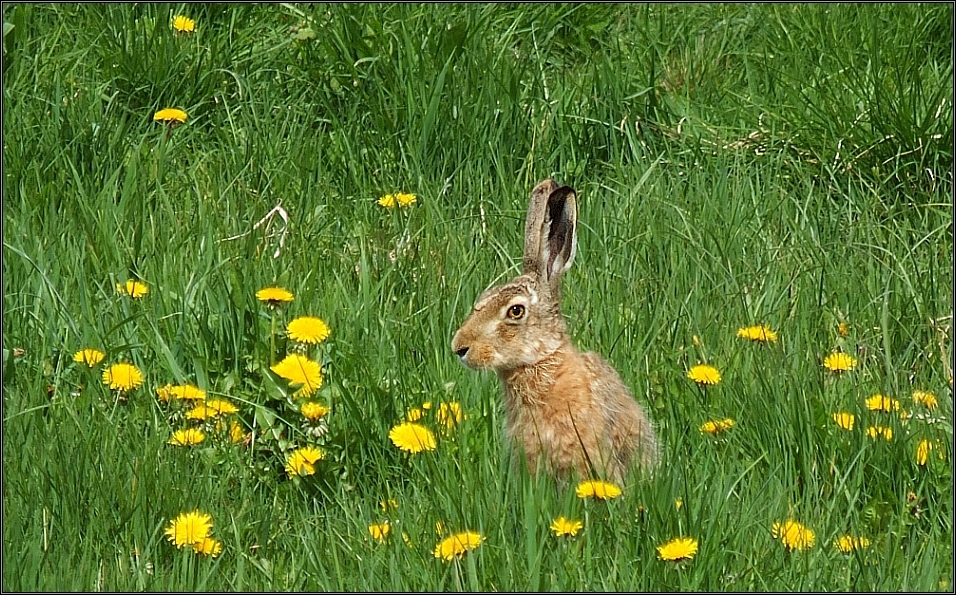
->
3;3;952;591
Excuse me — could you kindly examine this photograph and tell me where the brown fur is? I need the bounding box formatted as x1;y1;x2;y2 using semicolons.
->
451;180;657;484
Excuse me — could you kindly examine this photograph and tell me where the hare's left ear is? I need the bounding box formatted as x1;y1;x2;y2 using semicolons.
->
541;185;578;285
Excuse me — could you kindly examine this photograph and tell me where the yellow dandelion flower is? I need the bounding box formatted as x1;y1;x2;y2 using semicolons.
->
152;108;187;124
675;498;684;510
823;352;856;372
116;279;149;298
186;399;237;421
736;325;778;343
437;401;465;429
228;420;247;444
287;316;331;344
433;531;484;561
912;390;938;410
101;363;144;391
256;286;294;305
73;348;105;367
206;399;238;415
687;364;721;386
191;537;222;557
837;322;850;337
301;401;330;421
865;394;900;412
368;522;390;542
169;383;206;401
771;519;815;551
284;446;324;477
164;511;212;548
156;384;173;402
831;412;855;431
270;353;323;396
406;407;425;422
575;480;623;500
865;425;893;440
172;15;195;33
833;535;870;553
915;439;945;466
186;404;215;421
378;192;417;209
389;422;437;454
656;537;699;561
379;499;399;512
549;516;583;537
168;428;206;446
699;418;735;434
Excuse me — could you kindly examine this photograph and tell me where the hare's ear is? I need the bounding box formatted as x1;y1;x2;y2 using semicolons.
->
523;180;578;288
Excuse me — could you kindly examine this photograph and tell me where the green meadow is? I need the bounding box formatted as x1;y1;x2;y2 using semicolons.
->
3;3;953;591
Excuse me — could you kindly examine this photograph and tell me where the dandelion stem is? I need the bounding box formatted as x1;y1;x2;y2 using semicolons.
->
269;311;277;366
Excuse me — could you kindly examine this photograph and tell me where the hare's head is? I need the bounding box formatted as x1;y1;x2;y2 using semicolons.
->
451;179;578;371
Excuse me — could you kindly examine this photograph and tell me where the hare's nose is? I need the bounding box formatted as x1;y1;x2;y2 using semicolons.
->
455;347;469;359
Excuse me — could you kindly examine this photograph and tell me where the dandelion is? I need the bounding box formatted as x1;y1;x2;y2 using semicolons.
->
287;316;331;344
101;363;144;391
865;394;900;413
771;519;815;551
736;325;778;343
916;439;944;465
575;480;622;500
191;537;222;557
699;418;735;434
832;412;855;431
656;537;699;561
687;364;721;386
170;383;206;401
284;446;324;477
270;353;322;396
378;192;417;209
389;422;437;454
168;428;206;446
172;15;195;33
368;522;390;542
228;420;247;444
156;385;173;402
164;511;212;548
912;390;938;409
186;399;237;421
549;516;583;537
405;407;425;422
152;108;187;124
837;322;850;337
301;401;330;421
206;399;238;415
256;286;294;305
865;425;893;440
833;535;870;553
675;498;684;510
823;352;856;373
433;532;484;561
379;499;399;512
437;401;465;429
73;348;105;367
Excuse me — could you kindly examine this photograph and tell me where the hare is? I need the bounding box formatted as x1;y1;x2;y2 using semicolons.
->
451;179;657;484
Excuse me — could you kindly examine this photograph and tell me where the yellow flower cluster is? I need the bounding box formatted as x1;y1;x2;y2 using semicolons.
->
164;510;222;557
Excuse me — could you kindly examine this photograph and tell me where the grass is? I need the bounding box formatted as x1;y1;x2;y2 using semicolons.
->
2;3;952;591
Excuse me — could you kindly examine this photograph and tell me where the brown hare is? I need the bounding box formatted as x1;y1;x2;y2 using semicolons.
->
451;179;657;484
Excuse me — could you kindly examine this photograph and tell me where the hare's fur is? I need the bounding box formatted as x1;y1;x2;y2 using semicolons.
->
452;180;657;483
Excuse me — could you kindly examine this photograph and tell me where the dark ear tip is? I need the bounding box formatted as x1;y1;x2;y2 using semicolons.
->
548;185;576;203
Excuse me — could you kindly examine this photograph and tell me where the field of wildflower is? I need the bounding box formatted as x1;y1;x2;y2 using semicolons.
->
2;4;953;591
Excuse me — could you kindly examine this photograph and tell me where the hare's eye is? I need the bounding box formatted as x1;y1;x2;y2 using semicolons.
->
507;304;526;320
